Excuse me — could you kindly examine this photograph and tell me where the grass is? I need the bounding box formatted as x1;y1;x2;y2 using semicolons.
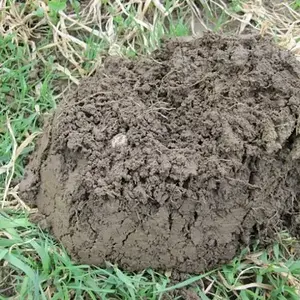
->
2;211;300;299
1;0;300;299
2;210;300;299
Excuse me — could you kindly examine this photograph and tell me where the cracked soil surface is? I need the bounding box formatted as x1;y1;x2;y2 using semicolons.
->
20;33;300;273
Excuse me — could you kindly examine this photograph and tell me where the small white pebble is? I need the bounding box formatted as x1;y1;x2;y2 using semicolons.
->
111;133;128;148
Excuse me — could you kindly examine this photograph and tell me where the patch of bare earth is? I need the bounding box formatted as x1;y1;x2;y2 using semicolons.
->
20;33;300;274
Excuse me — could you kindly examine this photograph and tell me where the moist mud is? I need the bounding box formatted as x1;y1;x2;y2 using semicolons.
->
20;33;300;273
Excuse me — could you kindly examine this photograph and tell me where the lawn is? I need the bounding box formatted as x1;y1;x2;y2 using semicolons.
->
1;0;300;299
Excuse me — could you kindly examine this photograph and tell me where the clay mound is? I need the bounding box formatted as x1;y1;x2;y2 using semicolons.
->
21;34;300;274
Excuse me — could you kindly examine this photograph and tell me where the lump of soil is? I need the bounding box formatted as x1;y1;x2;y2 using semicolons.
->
20;33;300;274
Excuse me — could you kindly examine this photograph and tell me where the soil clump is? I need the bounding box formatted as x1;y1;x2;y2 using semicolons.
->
20;33;300;273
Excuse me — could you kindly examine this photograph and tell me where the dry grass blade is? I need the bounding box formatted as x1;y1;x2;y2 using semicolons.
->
152;0;168;15
59;11;106;39
1;118;40;209
233;282;273;291
203;279;215;294
54;63;80;85
218;270;273;292
246;252;300;295
2;117;17;209
276;264;300;295
187;0;209;33
15;133;41;159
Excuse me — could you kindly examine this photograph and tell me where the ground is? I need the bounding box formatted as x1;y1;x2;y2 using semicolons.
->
1;0;300;299
20;33;300;275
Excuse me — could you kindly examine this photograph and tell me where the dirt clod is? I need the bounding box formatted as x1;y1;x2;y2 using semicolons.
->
20;34;300;274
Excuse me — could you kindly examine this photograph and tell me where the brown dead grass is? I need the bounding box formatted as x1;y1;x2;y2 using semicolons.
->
0;0;298;83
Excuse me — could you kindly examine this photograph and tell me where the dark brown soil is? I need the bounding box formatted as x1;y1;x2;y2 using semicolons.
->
20;33;300;274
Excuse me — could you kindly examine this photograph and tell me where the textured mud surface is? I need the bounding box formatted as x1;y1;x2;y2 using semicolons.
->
21;34;300;273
